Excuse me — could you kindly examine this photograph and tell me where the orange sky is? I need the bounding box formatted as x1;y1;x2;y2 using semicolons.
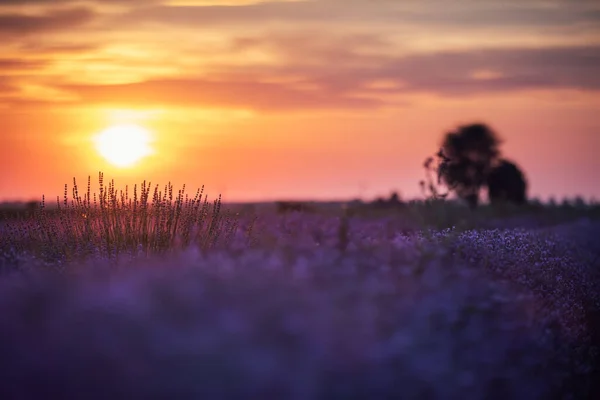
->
1;0;599;203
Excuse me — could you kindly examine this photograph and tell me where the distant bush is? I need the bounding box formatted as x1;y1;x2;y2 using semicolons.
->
487;159;528;205
276;201;316;214
369;192;406;209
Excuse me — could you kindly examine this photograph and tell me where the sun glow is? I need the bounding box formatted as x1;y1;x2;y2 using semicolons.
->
94;124;154;167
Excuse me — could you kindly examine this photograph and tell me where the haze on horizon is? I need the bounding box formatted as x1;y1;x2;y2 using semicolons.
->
1;0;599;203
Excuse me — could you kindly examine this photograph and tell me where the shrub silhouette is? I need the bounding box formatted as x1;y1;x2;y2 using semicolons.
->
276;201;315;214
486;159;528;205
25;200;39;217
437;123;502;208
389;192;403;205
369;192;406;210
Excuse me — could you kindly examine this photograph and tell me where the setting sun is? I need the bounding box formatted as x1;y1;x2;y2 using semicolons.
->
94;124;154;168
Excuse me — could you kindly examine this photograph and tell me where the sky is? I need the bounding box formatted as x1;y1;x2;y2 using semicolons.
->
1;0;599;203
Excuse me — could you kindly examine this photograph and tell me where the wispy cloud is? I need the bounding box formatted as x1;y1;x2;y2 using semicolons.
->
0;0;598;111
117;0;600;30
0;59;50;71
1;42;594;111
0;7;96;36
50;78;384;110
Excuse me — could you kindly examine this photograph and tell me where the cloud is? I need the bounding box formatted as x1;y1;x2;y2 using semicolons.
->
15;42;100;55
4;43;591;112
117;0;600;31
0;77;18;95
53;78;383;110
0;0;149;4
230;32;389;59
374;45;600;94
0;1;598;112
0;59;50;71
0;7;96;36
2;0;599;38
220;34;600;96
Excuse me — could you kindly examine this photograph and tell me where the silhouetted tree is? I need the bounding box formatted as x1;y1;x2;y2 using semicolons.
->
486;159;527;205
436;123;502;208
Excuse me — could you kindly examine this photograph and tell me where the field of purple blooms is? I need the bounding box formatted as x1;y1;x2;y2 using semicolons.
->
0;207;599;399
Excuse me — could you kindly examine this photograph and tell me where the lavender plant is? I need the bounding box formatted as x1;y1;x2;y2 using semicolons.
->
0;172;253;268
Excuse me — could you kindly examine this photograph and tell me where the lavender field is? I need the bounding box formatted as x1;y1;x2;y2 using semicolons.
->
1;194;599;399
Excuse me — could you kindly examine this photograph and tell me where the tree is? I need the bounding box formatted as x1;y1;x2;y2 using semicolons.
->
486;159;527;205
436;123;502;208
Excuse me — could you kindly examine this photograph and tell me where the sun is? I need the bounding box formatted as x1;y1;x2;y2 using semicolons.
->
94;124;154;167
